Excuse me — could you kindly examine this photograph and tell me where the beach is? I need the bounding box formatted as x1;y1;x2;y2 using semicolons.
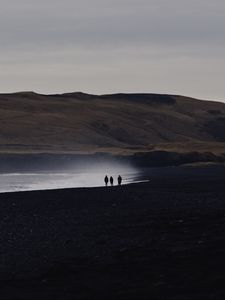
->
1;173;225;299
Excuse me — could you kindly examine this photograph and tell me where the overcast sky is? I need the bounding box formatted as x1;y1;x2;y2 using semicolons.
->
0;0;225;101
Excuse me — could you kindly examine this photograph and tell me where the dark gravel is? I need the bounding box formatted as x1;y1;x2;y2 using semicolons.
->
0;175;225;299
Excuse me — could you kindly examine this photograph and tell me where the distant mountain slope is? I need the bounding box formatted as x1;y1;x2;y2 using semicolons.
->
0;92;225;154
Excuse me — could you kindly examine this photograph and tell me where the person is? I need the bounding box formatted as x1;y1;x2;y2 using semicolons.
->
110;176;114;186
117;175;122;185
104;175;109;186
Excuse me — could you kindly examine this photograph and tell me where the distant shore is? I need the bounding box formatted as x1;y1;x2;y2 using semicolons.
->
0;151;225;173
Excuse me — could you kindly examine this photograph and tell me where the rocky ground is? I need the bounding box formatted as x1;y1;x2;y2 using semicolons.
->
0;173;225;299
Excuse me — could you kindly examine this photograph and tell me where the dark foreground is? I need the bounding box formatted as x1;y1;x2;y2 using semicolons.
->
1;174;225;299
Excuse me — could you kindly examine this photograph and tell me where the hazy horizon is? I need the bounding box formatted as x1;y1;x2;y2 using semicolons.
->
1;0;225;102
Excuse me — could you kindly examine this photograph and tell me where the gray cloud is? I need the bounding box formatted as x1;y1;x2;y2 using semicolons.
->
1;0;224;48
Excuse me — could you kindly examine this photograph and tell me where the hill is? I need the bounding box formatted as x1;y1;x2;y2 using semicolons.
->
0;91;225;165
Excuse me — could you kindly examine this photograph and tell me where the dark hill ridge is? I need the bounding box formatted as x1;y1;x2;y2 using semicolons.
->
0;92;225;157
100;93;177;105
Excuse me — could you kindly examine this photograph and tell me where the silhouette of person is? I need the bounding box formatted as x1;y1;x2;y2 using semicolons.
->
117;175;122;186
110;176;114;186
104;175;109;186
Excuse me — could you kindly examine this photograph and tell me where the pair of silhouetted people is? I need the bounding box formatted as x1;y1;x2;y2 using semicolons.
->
104;175;113;186
104;175;122;186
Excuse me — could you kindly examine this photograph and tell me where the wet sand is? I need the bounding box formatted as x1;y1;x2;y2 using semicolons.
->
1;174;225;299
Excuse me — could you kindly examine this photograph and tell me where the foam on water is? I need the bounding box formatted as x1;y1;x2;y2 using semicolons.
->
0;164;143;193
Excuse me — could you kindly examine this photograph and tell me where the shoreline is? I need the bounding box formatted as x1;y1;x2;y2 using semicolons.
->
0;180;148;195
0;163;224;194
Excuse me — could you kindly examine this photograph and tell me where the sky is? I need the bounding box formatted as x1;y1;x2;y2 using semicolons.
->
0;0;225;101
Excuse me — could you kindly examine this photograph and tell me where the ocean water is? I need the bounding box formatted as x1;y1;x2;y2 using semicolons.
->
0;170;144;193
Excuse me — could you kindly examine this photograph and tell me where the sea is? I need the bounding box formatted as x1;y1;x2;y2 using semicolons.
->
0;169;146;193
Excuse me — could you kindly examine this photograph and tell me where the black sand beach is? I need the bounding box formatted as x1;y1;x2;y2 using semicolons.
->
1;173;225;299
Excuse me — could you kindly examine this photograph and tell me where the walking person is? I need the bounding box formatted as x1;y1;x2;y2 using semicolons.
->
110;176;114;186
117;175;122;186
104;175;109;186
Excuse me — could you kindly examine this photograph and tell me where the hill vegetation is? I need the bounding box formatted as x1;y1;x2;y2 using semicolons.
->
0;91;225;165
